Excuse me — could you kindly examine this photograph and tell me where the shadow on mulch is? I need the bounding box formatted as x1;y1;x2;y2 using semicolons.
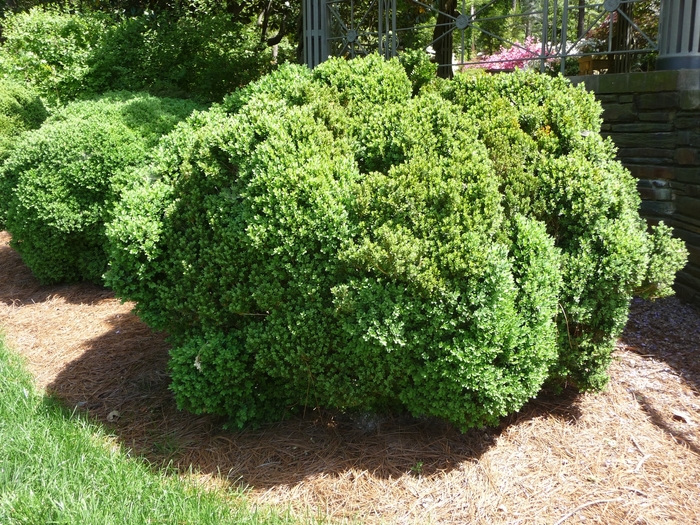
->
2;230;586;490
619;295;700;456
621;296;700;394
0;232;112;307
45;309;583;490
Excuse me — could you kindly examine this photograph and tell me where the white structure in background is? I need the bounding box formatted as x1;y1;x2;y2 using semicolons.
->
657;0;700;69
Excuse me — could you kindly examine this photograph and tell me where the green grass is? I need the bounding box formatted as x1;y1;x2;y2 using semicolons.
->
0;334;314;525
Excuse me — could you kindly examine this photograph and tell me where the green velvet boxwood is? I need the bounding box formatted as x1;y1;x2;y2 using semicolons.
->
2;91;202;284
105;57;687;430
0;79;48;227
433;72;688;389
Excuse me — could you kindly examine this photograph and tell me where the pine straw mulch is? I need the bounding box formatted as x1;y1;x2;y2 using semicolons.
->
1;230;699;525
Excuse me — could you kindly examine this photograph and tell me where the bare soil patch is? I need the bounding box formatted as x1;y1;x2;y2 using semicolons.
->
1;230;699;524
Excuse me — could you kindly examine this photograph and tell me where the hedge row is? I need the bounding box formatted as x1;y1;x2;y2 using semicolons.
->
1;56;688;431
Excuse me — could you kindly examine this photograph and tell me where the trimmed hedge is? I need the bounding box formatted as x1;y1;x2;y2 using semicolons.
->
0;79;48;227
433;72;688;389
1;92;202;284
104;57;686;430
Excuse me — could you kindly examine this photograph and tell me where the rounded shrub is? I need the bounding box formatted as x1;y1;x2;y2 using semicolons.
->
107;60;564;430
106;58;686;430
434;71;688;389
0;79;48;227
2;92;202;284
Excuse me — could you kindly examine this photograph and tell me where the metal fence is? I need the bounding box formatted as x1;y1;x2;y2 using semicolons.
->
305;0;659;73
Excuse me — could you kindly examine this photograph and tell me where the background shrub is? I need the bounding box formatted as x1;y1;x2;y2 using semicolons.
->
106;60;564;430
0;7;107;105
2;91;202;284
0;6;291;105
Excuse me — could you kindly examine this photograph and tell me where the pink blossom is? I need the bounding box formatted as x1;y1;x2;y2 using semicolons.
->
465;37;555;71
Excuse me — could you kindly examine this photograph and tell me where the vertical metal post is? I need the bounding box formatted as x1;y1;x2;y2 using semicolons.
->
560;0;569;74
378;0;398;59
391;0;397;57
540;0;549;72
378;0;384;57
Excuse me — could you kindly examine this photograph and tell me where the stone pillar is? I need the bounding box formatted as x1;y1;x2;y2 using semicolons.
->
657;0;700;70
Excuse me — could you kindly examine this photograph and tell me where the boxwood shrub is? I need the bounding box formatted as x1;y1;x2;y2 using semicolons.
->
0;79;48;227
105;57;687;430
2;92;202;284
433;72;688;389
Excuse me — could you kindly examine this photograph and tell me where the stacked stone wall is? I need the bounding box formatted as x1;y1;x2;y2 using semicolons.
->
569;70;700;306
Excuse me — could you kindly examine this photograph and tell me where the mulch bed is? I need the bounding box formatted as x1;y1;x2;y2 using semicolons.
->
1;230;699;524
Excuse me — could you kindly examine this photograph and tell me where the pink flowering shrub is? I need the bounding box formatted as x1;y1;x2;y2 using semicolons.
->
466;37;554;71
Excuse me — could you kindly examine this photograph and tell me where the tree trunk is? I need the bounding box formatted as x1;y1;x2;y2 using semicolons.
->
433;0;456;79
577;0;586;39
611;5;632;73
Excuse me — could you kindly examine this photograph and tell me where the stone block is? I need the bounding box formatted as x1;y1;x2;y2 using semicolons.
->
605;132;677;149
638;187;673;200
685;243;700;267
673;281;700;306
637;92;680;110
595;74;629;93
619;94;633;103
621;157;673;166
629;70;680;92
676;131;700;147
637;179;670;188
601;123;612;131
630;165;675;179
641;200;676;216
667;217;700;235
567;75;598;92
678;182;700;198
673;226;700;251
678;69;700;91
673;113;700;130
596;94;619;103
680;90;700;110
637;179;672;201
675;168;700;184
680;259;700;282
677;196;700;220
676;272;700;297
675;148;700;165
611;122;674;132
617;148;675;159
672;210;700;229
602;104;636;122
638;111;675;122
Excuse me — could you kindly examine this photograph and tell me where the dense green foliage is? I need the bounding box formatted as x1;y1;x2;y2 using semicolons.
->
1;92;201;284
432;71;688;389
0;79;47;226
102;56;685;431
0;6;289;104
0;335;306;525
0;7;107;104
0;79;47;154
